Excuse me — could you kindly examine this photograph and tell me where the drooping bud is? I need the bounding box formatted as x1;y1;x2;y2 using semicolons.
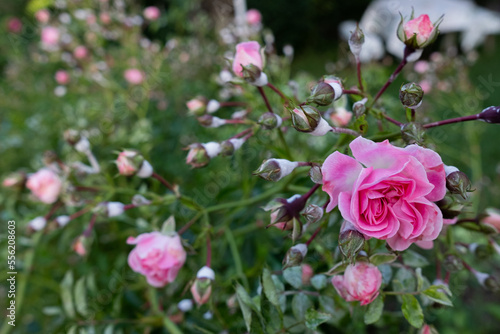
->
442;254;464;272
282;243;308;269
197;115;227;128
400;82;424;108
2;171;26;189
446;170;472;199
241;64;268;87
307;82;336;106
290;106;333;136
28;216;47;231
116;150;153;178
186;96;207;116
185;142;222;168
253;159;299;182
190;266;215;306
353;98;367;118
220;138;245;156
401;122;426;145
206;99;221;113
302;204;323;225
263;194;303;230
349;24;365;58
258;112;282;129
478;105;500;123
339;221;365;263
323;75;343;100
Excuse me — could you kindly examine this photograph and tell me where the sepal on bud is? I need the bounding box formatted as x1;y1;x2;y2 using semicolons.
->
191;266;215;306
446;169;472;199
307;82;336;106
478;106;500;123
349;24;365;58
353;98;367;118
302;204;323;225
339;221;365;263
401;122;426;145
220;138;245;156
399;82;424;108
241;64;268;86
282;243;308;269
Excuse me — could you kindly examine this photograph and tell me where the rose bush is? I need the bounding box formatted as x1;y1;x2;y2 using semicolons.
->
322;137;446;251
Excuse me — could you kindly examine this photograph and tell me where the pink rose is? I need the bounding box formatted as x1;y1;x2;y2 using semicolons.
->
322;137;446;251
116;151;139;176
55;70;70;85
329;107;353;127
41;26;59;45
127;232;186;287
246;9;262;26
232;41;262;77
73;46;89;59
124;68;144;85
26;168;62;204
332;262;382;305
7;18;22;34
143;6;161;21
35;9;50;24
398;14;443;49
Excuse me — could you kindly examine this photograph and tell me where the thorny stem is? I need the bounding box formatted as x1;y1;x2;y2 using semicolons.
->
258;86;274;113
423;114;480;129
152;172;175;192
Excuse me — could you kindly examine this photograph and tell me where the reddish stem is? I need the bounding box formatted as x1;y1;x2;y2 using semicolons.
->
241;131;254;141
74;186;100;192
82;214;97;237
68;206;92;221
178;215;201;235
44;201;64;220
382;114;403;127
356;59;364;92
224;119;247;124
124;204;137;211
302;184;320;202
152;172;175;192
436;258;442;280
423;114;480;129
206;235;212;267
305;225;322;246
258;86;274;113
266;82;287;100
230;128;253;140
343;89;363;96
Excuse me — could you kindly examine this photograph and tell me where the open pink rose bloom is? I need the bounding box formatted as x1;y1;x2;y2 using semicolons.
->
127;232;186;287
322;137;446;251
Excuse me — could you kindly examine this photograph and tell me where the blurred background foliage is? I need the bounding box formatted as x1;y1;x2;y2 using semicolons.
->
0;0;499;333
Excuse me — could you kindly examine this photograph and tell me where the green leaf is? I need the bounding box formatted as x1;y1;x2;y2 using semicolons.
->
311;274;328;290
235;284;253;331
326;262;347;276
378;264;393;287
401;294;424;328
364;295;384;324
262;268;280;308
305;308;332;330
369;253;398;266
60;271;75;318
422;286;453;306
291;293;312;321
160;216;176;234
261;292;282;333
402;250;430;267
283;267;303;289
319;295;347;326
74;277;88;317
393;267;416;293
415;268;424;292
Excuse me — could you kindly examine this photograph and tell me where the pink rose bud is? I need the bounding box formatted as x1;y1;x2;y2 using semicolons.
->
420;324;438;334
186;97;207;115
35;9;50;24
482;208;500;233
2;171;26;189
116;150;153;178
322;137;446;251
73;236;87;256
73;46;89;59
41;26;60;45
124;68;144;85
127;232;186;287
55;70;70;85
143;6;161;21
253;158;300;182
330;107;353;127
302;264;314;285
246;9;262;26
331;262;382;305
232;41;263;78
7;18;22;34
397;13;443;49
190;266;215;306
26;168;62;204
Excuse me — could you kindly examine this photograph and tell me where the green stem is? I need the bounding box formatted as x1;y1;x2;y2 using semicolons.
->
225;228;249;290
205;185;285;213
277;127;293;160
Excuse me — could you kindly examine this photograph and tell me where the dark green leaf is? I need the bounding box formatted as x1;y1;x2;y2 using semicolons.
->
401;294;424;328
364;295;384;324
60;271;75;318
402;250;430;267
369;253;398;266
422;286;453;306
262;268;280;309
283;267;303;289
305;308;332;330
291;293;312;321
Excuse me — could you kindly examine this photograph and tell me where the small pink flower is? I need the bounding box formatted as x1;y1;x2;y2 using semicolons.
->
73;236;87;256
332;262;382;305
330;107;353;127
404;15;433;45
143;6;161;21
232;41;263;77
414;60;429;74
186;98;206;113
100;12;111;25
322;137;446;251
35;9;50;24
124;68;144;85
55;70;70;85
41;26;59;45
116;150;140;176
73;46;89;59
127;232;186;287
302;264;314;285
246;9;262;26
7;18;22;34
483;208;500;232
419;80;432;93
26;168;62;204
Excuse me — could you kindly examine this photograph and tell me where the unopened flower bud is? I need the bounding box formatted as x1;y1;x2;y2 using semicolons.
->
2;171;26;189
443;254;464;272
64;129;81;146
322;75;343;100
478;105;500;123
116;150;153;178
302;204;323;225
258;112;282;129
56;215;71;227
178;299;194;312
401;122;426;145
253;159;299;182
470;243;494;260
220;138;245;156
191;266;215;306
241;64;268;86
186;97;207;116
290;106;333;136
339;221;365;262
397;13;443;49
307;82;336;106
206;99;220;113
446;170;472;199
132;194;151;206
185;143;210;168
107;202;125;217
73;236;87;256
308;165;323;184
353;98;367;118
283;243;308;269
349;24;365;58
436;195;463;219
28;216;47;231
400;82;424;108
197;115;226;128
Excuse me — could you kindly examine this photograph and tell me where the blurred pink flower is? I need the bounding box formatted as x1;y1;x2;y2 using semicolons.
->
419;80;432;93
330;107;353;127
302;264;314;285
483;208;500;232
35;9;50;24
26;168;62;204
124;68;144;85
41;26;59;45
73;46;89;59
232;41;263;77
7;18;22;34
246;9;262;25
143;6;161;21
55;70;70;85
100;12;111;25
332;262;382;305
414;60;429;74
127;232;186;287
